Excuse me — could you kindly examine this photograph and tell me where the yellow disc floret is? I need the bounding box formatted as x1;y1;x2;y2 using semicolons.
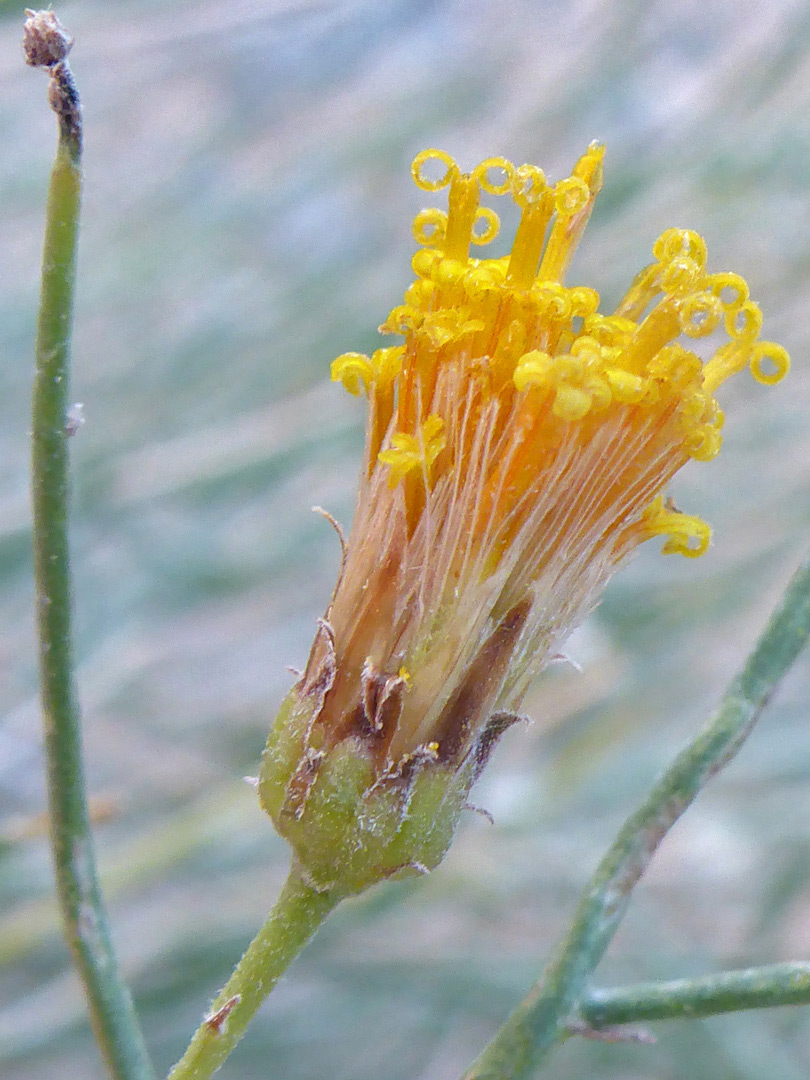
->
640;496;712;559
378;414;446;488
331;352;375;396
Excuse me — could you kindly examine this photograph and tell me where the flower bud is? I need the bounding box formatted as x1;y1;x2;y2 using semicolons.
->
260;146;788;896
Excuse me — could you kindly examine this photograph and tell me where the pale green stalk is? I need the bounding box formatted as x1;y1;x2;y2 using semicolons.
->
167;863;340;1080
581;963;810;1026
29;16;155;1080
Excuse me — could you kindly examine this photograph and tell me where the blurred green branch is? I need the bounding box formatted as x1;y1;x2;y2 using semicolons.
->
461;553;810;1080
27;13;155;1080
0;783;258;967
581;962;810;1026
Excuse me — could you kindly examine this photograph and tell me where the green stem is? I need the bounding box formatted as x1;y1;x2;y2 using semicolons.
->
167;863;340;1080
461;555;810;1080
581;963;810;1026
31;57;155;1080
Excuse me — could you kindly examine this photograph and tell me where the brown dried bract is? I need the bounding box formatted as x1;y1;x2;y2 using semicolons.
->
23;10;81;147
282;747;325;820
431;598;531;763
470;711;527;782
204;995;241;1034
23;9;72;68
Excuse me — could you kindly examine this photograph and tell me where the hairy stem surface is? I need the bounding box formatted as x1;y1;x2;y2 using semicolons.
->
582;962;810;1026
167;863;340;1080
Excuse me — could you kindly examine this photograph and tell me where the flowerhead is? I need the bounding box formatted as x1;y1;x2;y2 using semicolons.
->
260;145;788;895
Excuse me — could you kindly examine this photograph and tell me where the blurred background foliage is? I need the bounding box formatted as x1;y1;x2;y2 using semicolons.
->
1;1;810;1077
